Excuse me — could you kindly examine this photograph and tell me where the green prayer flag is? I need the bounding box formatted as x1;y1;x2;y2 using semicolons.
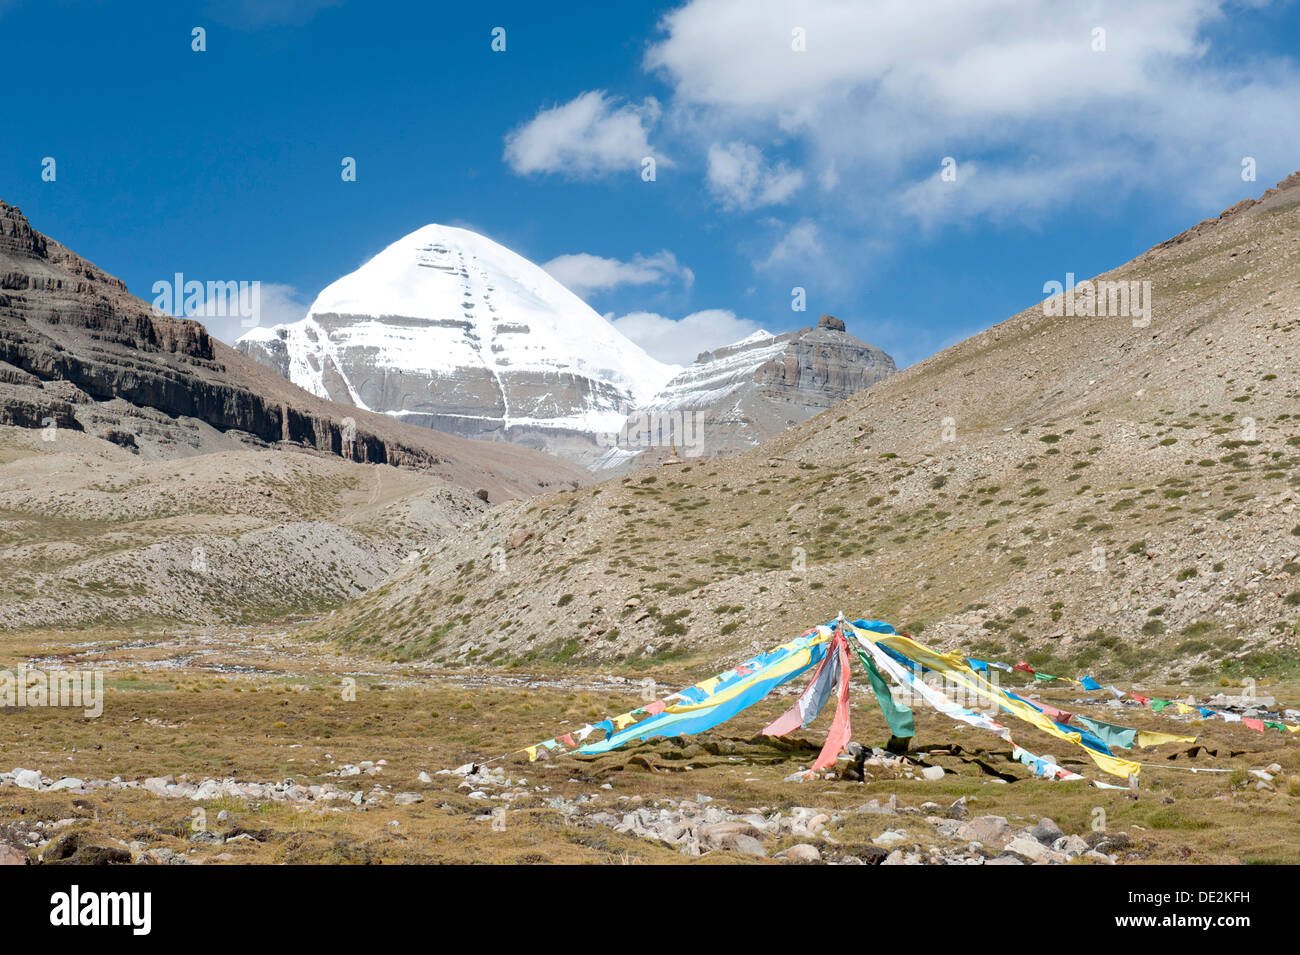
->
854;647;915;739
1075;715;1138;750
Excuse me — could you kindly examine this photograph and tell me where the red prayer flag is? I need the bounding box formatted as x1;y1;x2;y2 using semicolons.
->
1036;702;1073;724
811;634;854;772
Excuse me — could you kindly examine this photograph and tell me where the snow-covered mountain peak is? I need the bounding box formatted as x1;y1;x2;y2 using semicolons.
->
237;226;896;469
731;329;773;347
303;223;676;403
238;223;682;463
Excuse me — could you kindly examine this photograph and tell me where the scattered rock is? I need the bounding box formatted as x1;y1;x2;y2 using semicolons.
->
873;829;907;848
780;843;822;863
0;842;26;866
140;847;187;866
700;820;763;848
1085;831;1131;854
856;795;898;815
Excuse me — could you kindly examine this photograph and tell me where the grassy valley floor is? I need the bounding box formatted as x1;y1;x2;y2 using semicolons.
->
1;623;1296;865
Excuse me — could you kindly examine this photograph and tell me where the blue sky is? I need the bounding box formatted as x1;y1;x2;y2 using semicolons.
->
3;0;1299;367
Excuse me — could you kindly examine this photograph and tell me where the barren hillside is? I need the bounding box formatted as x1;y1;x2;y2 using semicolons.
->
0;424;493;630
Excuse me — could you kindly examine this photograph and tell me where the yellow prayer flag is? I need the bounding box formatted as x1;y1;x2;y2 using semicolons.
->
693;677;721;697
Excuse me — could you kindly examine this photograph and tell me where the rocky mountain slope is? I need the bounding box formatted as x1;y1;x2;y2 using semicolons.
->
0;201;583;502
237;224;676;466
596;315;896;469
312;173;1300;681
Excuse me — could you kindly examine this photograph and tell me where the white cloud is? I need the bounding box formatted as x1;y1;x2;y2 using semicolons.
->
896;158;1141;231
706;141;803;209
644;0;1300;225
504;90;666;178
756;220;823;272
609;309;760;365
647;0;1218;116
189;282;310;345
543;250;693;297
254;282;313;328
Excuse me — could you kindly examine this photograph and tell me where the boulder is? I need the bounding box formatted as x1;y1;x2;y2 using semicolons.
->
1030;817;1065;846
1004;835;1049;863
1053;835;1090;857
956;815;1013;849
724;833;767;857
